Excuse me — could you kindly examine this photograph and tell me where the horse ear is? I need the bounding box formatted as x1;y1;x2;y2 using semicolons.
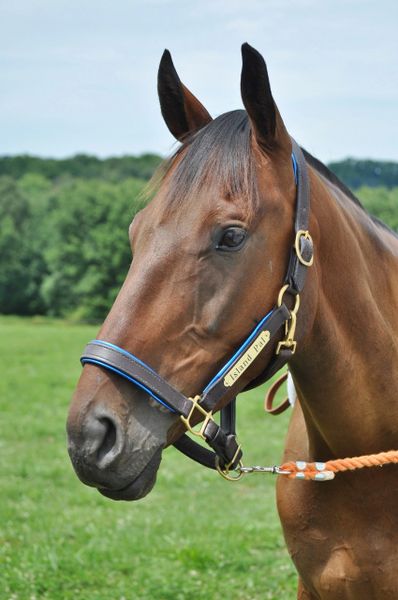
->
240;43;290;152
158;50;212;141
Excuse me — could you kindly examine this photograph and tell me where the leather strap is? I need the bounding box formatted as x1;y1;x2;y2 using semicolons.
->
221;398;236;435
81;340;193;417
200;303;290;411
173;434;217;469
202;419;242;469
173;399;237;470
81;342;242;469
285;139;314;294
264;371;291;415
243;141;312;390
245;348;292;391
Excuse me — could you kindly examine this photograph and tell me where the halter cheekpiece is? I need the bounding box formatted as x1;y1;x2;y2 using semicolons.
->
80;139;314;478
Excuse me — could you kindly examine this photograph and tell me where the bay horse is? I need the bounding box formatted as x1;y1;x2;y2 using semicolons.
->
67;44;398;598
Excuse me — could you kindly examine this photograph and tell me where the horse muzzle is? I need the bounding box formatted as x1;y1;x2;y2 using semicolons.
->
66;399;165;501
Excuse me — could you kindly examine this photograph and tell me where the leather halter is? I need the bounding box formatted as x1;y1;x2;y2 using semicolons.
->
80;139;313;475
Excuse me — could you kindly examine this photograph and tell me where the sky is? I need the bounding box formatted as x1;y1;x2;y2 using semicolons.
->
1;0;397;162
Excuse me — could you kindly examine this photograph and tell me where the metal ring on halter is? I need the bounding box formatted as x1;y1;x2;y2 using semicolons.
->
294;230;314;267
277;284;301;311
214;442;244;480
216;458;245;481
276;285;301;355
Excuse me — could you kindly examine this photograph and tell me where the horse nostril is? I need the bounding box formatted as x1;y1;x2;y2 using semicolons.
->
97;417;117;463
81;413;123;469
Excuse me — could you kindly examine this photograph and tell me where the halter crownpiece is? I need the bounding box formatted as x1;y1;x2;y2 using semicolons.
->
80;138;314;476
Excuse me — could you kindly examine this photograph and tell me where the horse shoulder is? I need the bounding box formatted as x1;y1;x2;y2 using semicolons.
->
277;403;398;599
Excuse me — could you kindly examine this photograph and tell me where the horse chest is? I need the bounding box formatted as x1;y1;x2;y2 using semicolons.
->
277;472;398;599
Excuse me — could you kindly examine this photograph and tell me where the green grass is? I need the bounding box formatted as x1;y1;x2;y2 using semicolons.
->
0;316;297;599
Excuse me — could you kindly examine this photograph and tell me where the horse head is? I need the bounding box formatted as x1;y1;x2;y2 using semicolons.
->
67;44;302;500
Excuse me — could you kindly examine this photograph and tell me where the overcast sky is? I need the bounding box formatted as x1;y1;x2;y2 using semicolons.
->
1;0;397;162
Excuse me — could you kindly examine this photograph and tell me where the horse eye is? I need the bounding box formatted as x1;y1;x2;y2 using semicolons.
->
217;227;247;251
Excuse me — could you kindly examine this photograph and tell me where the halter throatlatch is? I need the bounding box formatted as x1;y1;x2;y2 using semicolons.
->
80;138;314;477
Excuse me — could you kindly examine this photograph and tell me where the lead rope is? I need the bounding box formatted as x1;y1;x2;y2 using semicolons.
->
217;376;398;481
218;449;398;482
280;450;398;480
216;369;398;481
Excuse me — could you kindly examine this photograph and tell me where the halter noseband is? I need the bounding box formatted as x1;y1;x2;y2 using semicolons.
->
80;139;314;477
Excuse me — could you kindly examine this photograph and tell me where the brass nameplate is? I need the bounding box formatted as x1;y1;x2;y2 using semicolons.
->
223;330;271;388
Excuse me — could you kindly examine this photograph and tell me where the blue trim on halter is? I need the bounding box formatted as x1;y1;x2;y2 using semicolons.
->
292;152;298;185
88;339;158;374
82;306;274;412
81;357;177;413
202;308;273;394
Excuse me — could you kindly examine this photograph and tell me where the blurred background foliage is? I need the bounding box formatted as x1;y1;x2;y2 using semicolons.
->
0;153;397;321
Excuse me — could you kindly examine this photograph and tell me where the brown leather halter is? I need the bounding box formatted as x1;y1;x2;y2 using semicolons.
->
80;139;314;477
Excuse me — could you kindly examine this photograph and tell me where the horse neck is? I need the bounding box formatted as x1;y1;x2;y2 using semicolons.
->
290;166;398;459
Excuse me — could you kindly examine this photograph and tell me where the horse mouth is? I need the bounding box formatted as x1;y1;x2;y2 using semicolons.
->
98;449;163;501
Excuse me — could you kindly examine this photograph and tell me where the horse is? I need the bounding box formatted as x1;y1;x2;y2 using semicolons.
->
67;44;398;598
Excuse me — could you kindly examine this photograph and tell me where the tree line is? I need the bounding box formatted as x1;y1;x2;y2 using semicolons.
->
1;153;398;188
0;154;162;183
1;154;397;321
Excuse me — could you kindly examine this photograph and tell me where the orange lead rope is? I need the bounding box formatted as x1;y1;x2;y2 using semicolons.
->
262;376;398;481
279;450;398;481
219;375;398;482
226;450;398;482
218;378;398;482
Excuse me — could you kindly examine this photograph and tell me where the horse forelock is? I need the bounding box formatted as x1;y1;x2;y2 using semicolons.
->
145;110;261;220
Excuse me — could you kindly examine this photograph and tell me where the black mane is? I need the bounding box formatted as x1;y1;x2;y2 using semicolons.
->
157;110;395;237
302;148;362;206
162;109;257;210
302;148;397;237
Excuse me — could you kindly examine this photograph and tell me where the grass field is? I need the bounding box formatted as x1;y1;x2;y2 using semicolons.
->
0;316;297;599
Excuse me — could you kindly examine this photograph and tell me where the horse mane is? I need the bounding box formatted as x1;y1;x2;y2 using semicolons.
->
302;148;397;238
149;110;259;218
148;109;395;237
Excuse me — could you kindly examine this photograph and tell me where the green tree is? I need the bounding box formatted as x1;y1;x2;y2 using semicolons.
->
41;177;146;320
329;159;398;189
0;177;32;313
357;186;398;232
0;153;163;182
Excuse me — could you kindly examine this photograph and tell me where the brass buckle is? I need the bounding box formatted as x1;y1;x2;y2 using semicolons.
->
294;230;314;267
180;395;214;440
276;285;300;355
276;338;297;355
216;457;245;481
182;397;245;482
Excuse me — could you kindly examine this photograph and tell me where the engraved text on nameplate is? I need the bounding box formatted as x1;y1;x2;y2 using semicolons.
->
223;331;271;387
